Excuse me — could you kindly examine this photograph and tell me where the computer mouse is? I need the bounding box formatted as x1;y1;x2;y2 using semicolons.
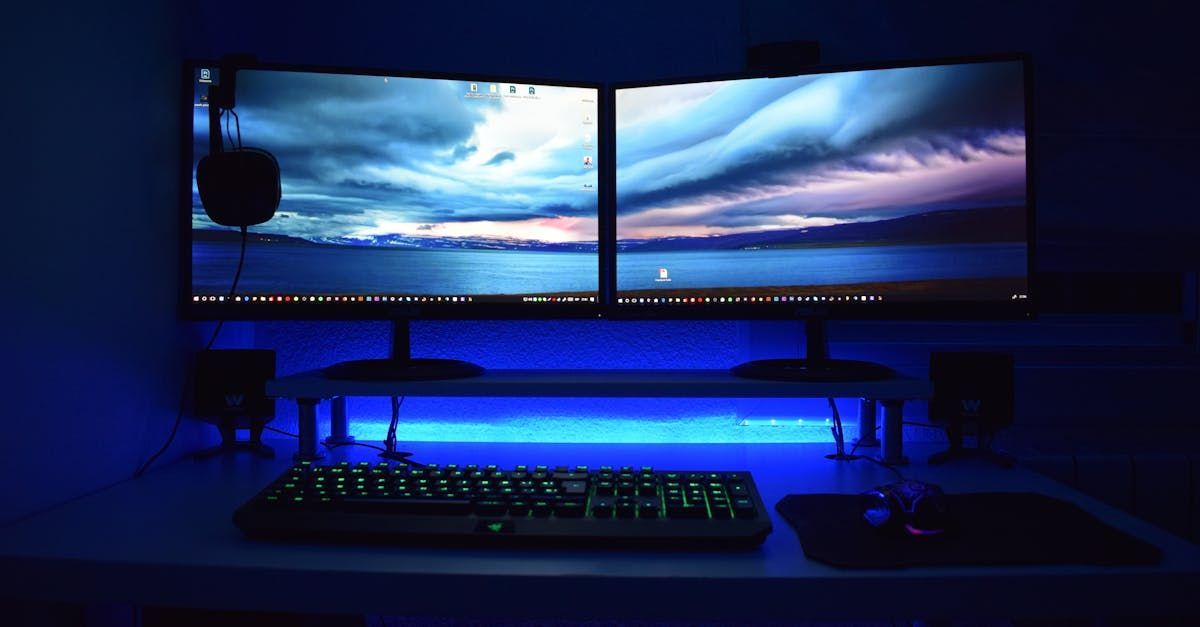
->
861;479;949;535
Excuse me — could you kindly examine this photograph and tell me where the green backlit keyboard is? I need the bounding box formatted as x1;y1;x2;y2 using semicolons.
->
234;461;773;548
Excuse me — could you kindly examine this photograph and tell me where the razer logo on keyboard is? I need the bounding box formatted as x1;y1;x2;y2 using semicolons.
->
474;520;514;534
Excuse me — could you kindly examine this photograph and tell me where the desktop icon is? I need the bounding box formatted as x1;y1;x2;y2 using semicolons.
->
509;85;517;94
583;155;593;167
655;267;671;282
470;83;478;92
528;86;536;95
489;83;497;93
199;68;211;83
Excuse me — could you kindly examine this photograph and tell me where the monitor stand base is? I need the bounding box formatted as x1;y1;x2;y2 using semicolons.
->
322;358;483;381
730;319;894;382
731;358;893;382
321;320;484;381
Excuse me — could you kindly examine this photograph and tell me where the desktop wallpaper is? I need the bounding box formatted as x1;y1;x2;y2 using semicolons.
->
191;69;600;300
615;60;1028;302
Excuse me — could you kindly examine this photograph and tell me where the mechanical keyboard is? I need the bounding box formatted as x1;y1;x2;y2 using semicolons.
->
234;460;773;548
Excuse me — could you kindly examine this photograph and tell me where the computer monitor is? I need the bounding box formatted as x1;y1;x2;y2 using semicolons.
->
183;61;603;378
612;55;1032;379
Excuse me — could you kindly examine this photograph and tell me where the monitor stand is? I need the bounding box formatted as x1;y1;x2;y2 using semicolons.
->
322;320;484;381
730;318;894;382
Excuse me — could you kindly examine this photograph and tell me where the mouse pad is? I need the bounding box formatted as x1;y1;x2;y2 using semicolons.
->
775;492;1161;569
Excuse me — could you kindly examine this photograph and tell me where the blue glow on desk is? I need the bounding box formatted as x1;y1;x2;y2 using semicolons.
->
319;395;878;444
347;412;848;444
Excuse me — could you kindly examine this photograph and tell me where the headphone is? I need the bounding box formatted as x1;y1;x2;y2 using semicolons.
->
196;56;280;228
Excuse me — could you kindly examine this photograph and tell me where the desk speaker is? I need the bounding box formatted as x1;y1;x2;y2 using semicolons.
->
193;349;275;420
929;351;1014;428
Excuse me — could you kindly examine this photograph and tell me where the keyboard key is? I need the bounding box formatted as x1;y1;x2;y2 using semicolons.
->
667;503;706;519
561;480;588;495
554;500;586;518
732;497;756;519
473;500;508;516
590;498;614;518
531;500;553;517
334;498;473;515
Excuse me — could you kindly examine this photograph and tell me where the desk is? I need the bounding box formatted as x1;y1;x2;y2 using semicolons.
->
2;442;1198;622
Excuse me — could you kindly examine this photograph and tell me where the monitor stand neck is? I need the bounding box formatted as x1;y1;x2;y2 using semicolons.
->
729;318;894;382
803;317;830;363
321;320;484;381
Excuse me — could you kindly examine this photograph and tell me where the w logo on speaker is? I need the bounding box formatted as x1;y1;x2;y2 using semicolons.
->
960;399;982;416
224;394;245;408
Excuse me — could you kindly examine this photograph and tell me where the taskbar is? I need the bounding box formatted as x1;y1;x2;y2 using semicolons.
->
617;294;887;305
192;294;597;304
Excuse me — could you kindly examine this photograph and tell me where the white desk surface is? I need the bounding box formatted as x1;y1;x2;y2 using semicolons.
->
266;368;932;400
2;441;1197;621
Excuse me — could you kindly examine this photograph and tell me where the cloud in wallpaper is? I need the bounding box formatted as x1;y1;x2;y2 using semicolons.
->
615;61;1027;240
192;71;599;244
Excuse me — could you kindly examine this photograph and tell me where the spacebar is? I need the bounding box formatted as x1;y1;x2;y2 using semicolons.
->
330;498;473;515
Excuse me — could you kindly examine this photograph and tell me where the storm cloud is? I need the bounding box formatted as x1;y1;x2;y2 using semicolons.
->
192;70;599;243
615;60;1027;239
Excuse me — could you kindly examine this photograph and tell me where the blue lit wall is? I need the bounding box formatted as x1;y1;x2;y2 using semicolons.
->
3;2;194;523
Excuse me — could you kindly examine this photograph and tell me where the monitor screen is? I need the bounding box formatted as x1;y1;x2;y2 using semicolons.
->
186;64;600;317
614;57;1030;316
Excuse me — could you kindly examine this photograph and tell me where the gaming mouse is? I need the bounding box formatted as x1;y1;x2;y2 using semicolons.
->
862;479;949;535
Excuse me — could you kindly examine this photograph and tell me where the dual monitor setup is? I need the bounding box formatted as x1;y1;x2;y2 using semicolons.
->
186;54;1032;382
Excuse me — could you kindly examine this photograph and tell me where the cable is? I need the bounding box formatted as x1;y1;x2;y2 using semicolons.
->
263;425;424;461
826;397;847;457
385;396;405;454
229;108;242;149
263;425;298;438
133;356;197;478
858;454;906;481
325;440;390;454
822;400;905;480
134;227;249;478
222;109;236;151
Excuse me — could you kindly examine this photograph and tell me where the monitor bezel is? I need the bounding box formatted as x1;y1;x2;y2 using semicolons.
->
180;59;607;321
607;52;1035;321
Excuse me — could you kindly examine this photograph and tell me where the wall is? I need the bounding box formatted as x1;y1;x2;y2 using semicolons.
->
0;1;193;523
2;1;1193;525
180;0;1199;448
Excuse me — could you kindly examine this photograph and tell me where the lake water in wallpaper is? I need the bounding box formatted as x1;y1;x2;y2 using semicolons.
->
618;242;1025;292
194;241;597;296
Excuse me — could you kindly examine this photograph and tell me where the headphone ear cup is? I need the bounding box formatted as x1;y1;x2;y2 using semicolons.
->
196;148;280;227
